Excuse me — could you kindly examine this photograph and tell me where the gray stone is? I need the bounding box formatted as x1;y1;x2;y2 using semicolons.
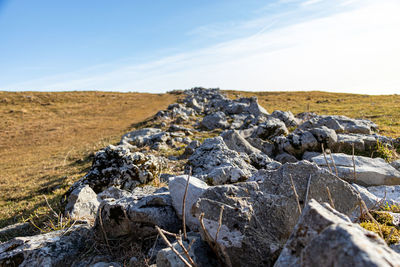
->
351;184;381;209
201;111;229;130
311;153;400;186
275;200;400;267
302;151;321;161
270;110;299;128
192;161;360;266
168;175;209;231
298;115;378;134
97;186;132;201
391;160;400;171
224;97;268;117
65;184;100;221
66;145;164;194
156;232;218;267
95;186;180;239
91;262;122;267
180;140;200;159
275;152;298;164
0;225;91;267
276;131;319;157
252;118;288;140
187;137;256;185
309;126;338;148
367;185;400;206
120;128;162;147
0;222;30;241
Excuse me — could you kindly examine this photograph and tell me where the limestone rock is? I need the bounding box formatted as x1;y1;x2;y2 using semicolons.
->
270;110;299;128
94;186;180;239
187;137;256;185
201;111;229;130
252;118;288;140
311;153;400;186
65;184;100;221
168;175;209;231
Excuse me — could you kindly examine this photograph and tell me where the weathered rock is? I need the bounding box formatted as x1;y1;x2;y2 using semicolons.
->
94;186;180;239
224;97;268;117
309;126;338;148
274;200;352;266
351;184;381;209
275;130;319;157
311;153;400;186
120;128;162;147
201;112;229;130
192;161;360;266
391;160;400;171
187;137;256;185
0;222;30;241
67;145;164;194
168;175;209;231
367;185;400;206
275;200;400;267
156;232;218;267
97;186;132;201
245;137;275;157
0;225;92;267
180;140;201;159
251;118;288;140
275;152;298;164
270;110;299;128
65;184;100;221
302;151;321;161
298;115;378;134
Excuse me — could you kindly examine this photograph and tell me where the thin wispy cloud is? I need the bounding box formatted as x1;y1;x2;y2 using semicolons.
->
4;0;400;94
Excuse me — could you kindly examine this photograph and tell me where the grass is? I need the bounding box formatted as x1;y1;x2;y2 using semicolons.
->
1;89;400;240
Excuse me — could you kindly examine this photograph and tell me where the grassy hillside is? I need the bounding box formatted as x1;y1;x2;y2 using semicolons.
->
0;90;399;239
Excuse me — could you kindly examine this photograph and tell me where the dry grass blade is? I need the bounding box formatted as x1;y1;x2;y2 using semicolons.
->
215;205;225;241
326;186;335;209
305;174;312;205
289;174;302;214
182;168;192;240
98;206;112;254
328;150;339;177
352;144;357;182
43;195;59;219
360;200;383;239
156;226;193;267
322;144;333;174
386;228;396;244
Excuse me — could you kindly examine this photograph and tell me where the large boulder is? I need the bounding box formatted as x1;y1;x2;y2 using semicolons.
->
270;110;299;128
275;130;319;157
251;118;288;140
0;225;92;267
192;161;360;266
224;97;268;117
168;175;209;231
186;137;256;185
275;200;400;266
298;115;378;134
311;153;400;186
94;186;180;239
67;145;164;194
120;128;162;147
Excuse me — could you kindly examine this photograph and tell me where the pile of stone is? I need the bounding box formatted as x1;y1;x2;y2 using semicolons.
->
1;88;400;266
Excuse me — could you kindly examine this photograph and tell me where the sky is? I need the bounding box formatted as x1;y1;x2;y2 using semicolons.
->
1;0;399;94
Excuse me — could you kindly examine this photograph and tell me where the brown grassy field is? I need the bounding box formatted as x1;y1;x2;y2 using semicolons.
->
0;90;399;239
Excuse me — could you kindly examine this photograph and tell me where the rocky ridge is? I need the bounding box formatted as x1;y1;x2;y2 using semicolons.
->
1;88;400;266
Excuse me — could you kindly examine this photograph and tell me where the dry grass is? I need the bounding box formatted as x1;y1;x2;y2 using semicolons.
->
1;89;400;240
0;91;178;232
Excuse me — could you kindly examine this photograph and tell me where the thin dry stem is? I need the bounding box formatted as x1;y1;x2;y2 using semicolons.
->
289;174;302;214
326;186;335;209
215;205;225;241
176;234;197;267
328;151;339;177
182;168;191;240
386;228;396;244
360;200;383;239
305;174;312;205
322;144;333;174
98;206;112;254
156;226;193;267
352;144;357;182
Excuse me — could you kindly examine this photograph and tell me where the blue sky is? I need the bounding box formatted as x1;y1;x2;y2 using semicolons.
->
1;0;399;94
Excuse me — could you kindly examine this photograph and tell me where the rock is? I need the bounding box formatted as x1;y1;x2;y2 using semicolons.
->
275;200;400;267
224;97;268;117
168;175;209;231
192;161;360;266
180;140;201;159
367;185;400;206
0;225;92;267
200;111;229;130
67;145;164;194
65;184;100;221
311;153;400;186
221;130;261;156
245;137;275;157
120;128;162;147
302;151;321;161
156;232;218;267
309;126;337;148
252;118;288;140
97;186;132;201
298;115;378;134
187;137;256;185
270;110;299;128
91;262;122;267
275;130;319;157
391;160;400;171
351;184;381;209
94;186;180;239
0;222;30;241
275;152;298;164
